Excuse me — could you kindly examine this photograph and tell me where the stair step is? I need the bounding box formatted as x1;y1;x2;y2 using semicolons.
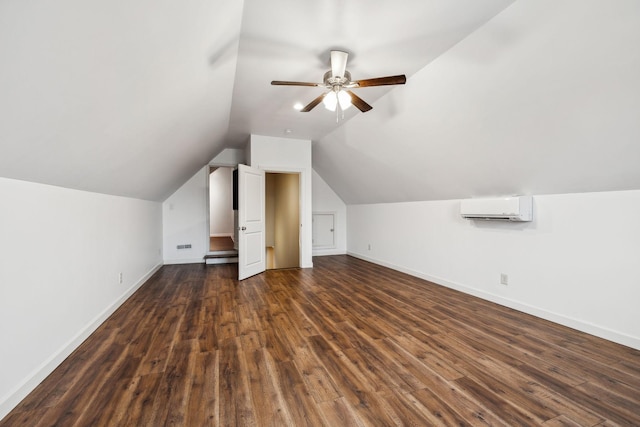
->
204;251;238;265
205;256;238;265
205;250;238;257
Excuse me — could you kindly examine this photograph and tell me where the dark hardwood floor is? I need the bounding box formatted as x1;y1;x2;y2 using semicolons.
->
2;255;639;426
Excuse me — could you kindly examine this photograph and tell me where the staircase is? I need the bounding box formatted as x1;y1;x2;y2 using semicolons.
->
205;236;238;265
204;250;238;265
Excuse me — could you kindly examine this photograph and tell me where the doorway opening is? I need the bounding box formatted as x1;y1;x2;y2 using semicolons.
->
206;166;238;264
265;172;300;270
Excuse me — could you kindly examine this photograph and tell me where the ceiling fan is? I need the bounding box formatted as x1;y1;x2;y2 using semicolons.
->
271;50;406;114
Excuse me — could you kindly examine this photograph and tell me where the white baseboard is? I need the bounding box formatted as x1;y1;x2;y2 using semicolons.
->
313;249;346;257
0;263;163;420
347;251;640;351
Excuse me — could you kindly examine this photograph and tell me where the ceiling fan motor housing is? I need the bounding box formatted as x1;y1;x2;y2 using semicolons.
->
323;71;352;89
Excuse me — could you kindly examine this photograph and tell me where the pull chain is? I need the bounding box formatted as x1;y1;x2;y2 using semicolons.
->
335;98;345;123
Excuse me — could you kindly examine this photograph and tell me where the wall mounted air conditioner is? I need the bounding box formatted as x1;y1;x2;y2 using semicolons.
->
460;196;533;222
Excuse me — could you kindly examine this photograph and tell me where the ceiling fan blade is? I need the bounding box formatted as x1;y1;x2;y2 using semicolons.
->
354;74;407;87
271;80;323;87
300;93;327;112
330;50;348;79
346;91;372;112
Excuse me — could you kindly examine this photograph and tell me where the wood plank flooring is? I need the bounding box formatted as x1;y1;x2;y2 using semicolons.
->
2;255;640;426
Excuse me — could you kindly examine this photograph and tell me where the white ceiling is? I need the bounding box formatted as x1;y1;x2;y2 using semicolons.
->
226;0;515;146
0;0;243;201
314;0;640;204
1;0;639;203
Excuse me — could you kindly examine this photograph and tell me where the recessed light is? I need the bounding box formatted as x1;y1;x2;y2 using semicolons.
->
293;102;303;111
284;128;292;134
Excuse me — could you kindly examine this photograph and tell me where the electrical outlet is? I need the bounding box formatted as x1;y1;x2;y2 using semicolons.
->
367;243;371;251
500;273;508;286
119;272;123;284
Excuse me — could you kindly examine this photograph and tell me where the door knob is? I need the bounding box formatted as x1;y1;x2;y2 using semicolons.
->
241;226;246;231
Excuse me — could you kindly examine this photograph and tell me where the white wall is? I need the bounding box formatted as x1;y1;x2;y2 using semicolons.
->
249;135;313;268
163;167;208;264
210;148;246;167
312;169;347;256
163;149;247;263
209;167;234;236
164;137;314;267
0;177;162;419
347;190;640;350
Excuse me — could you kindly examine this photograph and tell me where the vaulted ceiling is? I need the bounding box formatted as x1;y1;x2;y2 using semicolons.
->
1;0;639;203
315;0;640;204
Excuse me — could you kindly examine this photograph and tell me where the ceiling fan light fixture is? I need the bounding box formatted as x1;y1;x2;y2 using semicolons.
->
323;91;338;111
337;90;352;110
323;89;352;111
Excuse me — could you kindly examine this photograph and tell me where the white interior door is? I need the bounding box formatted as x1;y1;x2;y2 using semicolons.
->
238;164;265;280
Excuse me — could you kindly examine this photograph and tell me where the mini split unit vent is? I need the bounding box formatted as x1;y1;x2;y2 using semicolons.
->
460;196;533;222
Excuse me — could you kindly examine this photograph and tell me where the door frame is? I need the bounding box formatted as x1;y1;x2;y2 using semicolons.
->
265;170;302;269
205;163;307;272
205;163;236;256
262;167;304;269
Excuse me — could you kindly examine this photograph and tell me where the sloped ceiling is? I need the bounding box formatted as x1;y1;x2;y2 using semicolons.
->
0;0;244;201
0;0;514;201
314;0;640;204
2;1;638;203
225;0;516;147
